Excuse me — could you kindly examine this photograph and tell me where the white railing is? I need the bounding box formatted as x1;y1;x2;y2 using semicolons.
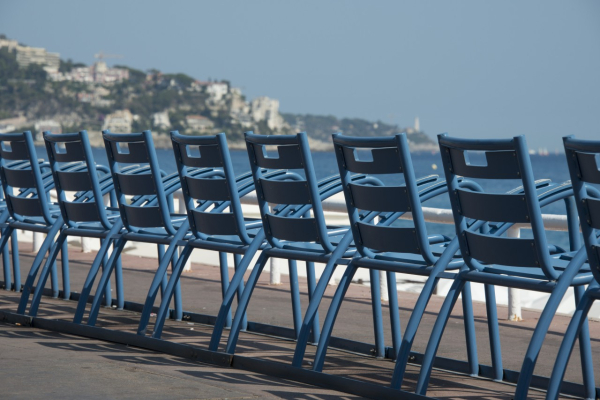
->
39;189;576;321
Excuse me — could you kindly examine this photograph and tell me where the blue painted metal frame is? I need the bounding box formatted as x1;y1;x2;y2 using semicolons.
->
137;131;271;338
291;133;495;387
0;131;77;304
79;129;191;326
544;135;600;400
209;131;368;355
420;133;595;398
18;130;128;319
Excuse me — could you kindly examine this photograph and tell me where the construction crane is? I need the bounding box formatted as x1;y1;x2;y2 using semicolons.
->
94;51;124;61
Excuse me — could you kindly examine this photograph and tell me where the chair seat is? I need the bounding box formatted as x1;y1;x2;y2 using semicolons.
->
481;251;592;280
279;227;354;256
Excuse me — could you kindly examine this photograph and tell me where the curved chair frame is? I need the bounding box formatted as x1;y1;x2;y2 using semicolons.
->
0;131;82;305
137;131;279;338
19;130;132;318
412;134;594;398
78;130;192;327
291;133;494;381
545;135;600;400
208;131;375;355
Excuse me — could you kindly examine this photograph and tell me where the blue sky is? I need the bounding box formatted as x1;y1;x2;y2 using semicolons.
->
1;0;598;150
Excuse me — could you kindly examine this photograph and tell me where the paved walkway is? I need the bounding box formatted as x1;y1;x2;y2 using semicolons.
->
0;244;598;398
0;322;360;399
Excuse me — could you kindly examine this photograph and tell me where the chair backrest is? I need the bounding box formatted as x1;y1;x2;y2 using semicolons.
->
245;131;334;252
438;133;557;279
563;136;600;283
171;131;252;244
102;130;176;235
333;133;440;263
44;130;113;229
0;131;55;224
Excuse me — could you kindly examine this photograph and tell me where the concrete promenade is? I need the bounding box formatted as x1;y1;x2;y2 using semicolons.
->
0;244;598;399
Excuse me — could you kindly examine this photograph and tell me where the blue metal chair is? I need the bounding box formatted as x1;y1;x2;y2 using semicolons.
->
291;133;491;378
0;158;42;292
0;131;79;303
18;130;127;318
413;134;594;398
137;131;277;338
77;130;190;326
545;135;600;400
209;131;373;355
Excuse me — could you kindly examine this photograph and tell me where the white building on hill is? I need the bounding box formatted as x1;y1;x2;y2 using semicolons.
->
103;110;133;133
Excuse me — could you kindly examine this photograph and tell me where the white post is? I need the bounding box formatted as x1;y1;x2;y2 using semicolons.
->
380;270;389;302
270;257;282;285
177;191;192;272
507;226;523;321
32;232;43;252
81;237;93;253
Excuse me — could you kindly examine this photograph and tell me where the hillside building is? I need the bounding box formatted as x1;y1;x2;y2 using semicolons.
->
250;96;285;131
185;115;214;133
103;109;133;133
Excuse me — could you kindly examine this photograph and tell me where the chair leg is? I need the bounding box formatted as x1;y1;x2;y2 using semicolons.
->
390;276;440;388
387;271;401;358
60;239;70;300
0;227;13;292
291;231;354;367
218;252;233;328
209;232;265;351
137;224;189;335
171;248;183;321
391;239;461;389
514;251;586;400
16;221;63;314
225;254;270;354
546;285;597;400
288;259;302;338
369;269;385;359
291;260;340;367
86;239;128;326
461;282;479;377
2;229;11;291
312;263;359;372
415;278;466;395
234;253;247;331
573;284;596;400
28;234;68;316
114;253;124;310
11;230;20;291
100;238;112;307
152;245;194;338
306;261;321;344
72;222;123;323
157;244;168;296
484;283;503;381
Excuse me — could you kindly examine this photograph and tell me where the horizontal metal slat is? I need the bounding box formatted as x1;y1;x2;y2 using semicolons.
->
349;183;410;212
266;214;319;242
341;146;402;174
63;201;101;222
357;222;420;253
447;148;520;180
259;179;311;205
186;177;230;201
457;189;529;223
116;173;156;196
465;231;538;267
192;210;238;235
56;170;92;191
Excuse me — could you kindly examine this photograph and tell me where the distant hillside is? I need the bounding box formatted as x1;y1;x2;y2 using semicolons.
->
0;35;436;150
282;113;435;150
